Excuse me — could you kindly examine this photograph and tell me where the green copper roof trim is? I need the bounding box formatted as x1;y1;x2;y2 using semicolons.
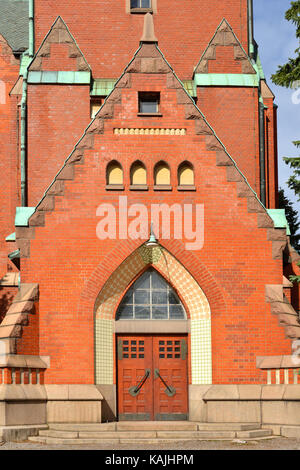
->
31;42;267;223
90;78;196;98
256;53;265;80
8;249;20;260
15;207;35;227
267;209;291;236
19;51;31;77
91;79;117;96
194;73;259;87
28;71;91;84
29;0;34;58
5;232;16;242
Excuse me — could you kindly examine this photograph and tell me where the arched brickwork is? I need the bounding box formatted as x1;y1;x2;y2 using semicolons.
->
91;242;227;386
77;237;226;322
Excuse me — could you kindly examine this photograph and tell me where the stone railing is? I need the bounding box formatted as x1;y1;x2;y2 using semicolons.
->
0;355;49;385
257;355;300;385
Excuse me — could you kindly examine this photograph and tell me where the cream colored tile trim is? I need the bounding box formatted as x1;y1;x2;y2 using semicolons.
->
114;128;186;135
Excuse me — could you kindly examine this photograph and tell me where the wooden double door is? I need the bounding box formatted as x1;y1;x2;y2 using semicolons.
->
117;335;188;421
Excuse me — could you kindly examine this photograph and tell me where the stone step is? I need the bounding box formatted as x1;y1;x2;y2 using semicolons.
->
32;422;273;446
27;435;237;445
49;423;117;432
236;429;272;439
39;429;237;440
116;421;198;431
49;421;198;432
197;423;260;431
48;422;262;433
155;430;236;439
41;429;159;439
29;433;274;446
281;426;300;438
28;436;121;445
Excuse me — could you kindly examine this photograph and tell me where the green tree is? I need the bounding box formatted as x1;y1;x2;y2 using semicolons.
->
278;188;300;251
271;1;300;203
272;1;300;281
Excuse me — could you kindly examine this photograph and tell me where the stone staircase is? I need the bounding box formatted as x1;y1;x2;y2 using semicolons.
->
28;422;274;445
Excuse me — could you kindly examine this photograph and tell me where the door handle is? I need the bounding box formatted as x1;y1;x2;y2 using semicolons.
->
129;369;151;397
154;368;176;397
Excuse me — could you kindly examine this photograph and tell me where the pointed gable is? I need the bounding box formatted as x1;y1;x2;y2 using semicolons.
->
194;18;256;75
18;14;286;273
28;16;90;72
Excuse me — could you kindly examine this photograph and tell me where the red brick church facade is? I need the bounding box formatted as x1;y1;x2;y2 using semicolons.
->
0;0;299;428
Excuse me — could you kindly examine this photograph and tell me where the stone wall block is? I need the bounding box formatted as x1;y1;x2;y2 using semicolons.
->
29;211;45;227
116;73;131;89
47;180;65;196
185;104;201;120
272;240;287;260
195;119;213;135
176;89;191;105
126;58;141;73
216;150;234;166
56;164;75;181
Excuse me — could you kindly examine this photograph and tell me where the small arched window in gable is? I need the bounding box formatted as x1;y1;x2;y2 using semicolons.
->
116;268;186;320
106;161;123;187
154;161;171;189
178;162;195;190
130;161;147;188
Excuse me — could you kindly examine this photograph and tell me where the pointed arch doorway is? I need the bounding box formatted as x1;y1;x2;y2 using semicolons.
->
95;244;212;422
116;268;188;421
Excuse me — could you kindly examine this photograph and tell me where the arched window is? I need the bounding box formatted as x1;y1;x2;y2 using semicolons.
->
130;161;147;186
116;268;186;320
106;161;123;185
178;162;194;186
154;162;170;186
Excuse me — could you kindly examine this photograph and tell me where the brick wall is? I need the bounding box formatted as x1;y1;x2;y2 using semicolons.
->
34;0;249;79
27;84;91;206
19;66;291;384
197;86;260;192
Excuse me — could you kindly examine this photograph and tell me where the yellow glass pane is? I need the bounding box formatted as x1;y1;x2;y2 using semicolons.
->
131;164;147;185
155;164;170;185
179;166;194;185
108;164;123;184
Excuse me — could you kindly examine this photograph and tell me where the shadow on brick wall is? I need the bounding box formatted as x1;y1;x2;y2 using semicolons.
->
0;287;16;324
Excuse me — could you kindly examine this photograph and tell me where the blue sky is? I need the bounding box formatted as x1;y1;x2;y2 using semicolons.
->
253;0;299;214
